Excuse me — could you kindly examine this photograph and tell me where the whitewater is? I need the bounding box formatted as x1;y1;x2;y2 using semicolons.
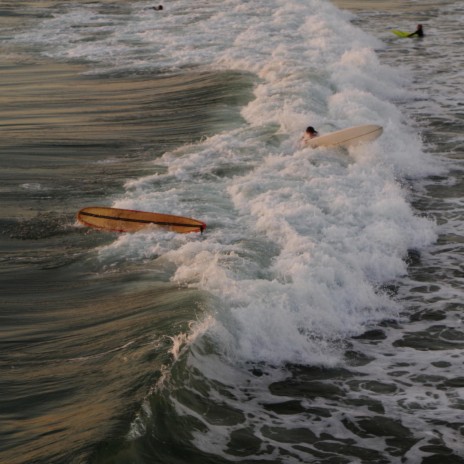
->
1;0;463;463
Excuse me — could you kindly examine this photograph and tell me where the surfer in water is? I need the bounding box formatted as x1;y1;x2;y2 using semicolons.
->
300;126;319;147
408;24;424;37
303;126;318;139
151;5;163;10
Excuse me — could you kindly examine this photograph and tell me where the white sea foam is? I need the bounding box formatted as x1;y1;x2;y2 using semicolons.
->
12;0;440;365
14;0;440;367
20;183;45;191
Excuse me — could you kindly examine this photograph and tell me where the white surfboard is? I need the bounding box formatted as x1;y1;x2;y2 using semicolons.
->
304;124;383;149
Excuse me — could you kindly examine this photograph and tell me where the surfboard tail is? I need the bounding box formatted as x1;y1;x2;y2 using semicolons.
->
391;29;410;38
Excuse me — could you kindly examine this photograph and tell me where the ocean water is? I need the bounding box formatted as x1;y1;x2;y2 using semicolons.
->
1;1;463;463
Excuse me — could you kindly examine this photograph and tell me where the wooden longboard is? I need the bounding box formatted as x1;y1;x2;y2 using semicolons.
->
77;206;206;234
304;124;383;149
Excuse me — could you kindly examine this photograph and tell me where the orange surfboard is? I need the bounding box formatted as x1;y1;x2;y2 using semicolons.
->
77;206;206;234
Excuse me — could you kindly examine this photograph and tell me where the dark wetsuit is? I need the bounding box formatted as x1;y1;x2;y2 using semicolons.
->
408;27;424;38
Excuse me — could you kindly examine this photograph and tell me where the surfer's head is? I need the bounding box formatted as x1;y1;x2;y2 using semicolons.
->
306;126;318;137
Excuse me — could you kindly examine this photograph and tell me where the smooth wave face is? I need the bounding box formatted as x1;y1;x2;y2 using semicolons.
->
1;0;463;463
